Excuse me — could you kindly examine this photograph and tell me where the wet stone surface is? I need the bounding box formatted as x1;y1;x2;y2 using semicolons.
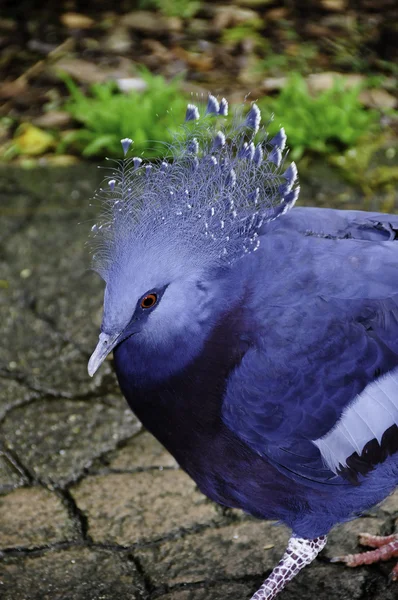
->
0;453;26;492
0;547;146;600
0;165;397;599
71;469;223;546
1;396;139;487
0;487;79;548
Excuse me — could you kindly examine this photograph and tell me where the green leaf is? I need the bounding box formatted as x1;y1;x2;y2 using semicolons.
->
83;135;118;157
61;72;188;159
258;73;381;158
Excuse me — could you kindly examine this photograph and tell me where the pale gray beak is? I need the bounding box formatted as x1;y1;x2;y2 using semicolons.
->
88;331;121;377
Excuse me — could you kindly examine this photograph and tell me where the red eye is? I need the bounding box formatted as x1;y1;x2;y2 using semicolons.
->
140;293;157;309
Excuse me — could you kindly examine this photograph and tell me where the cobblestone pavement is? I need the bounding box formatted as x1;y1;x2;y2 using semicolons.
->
0;166;397;600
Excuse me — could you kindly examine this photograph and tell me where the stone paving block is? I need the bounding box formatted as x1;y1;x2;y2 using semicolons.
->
71;470;221;545
368;576;398;600
154;566;366;600
155;583;254;600
139;516;396;599
136;518;290;587
0;257;93;398
280;564;366;600
2;166;105;355
326;516;391;559
0;546;145;600
103;430;179;471
5;217;105;355
0;396;140;486
0;453;26;492
0;167;110;398
0;377;35;421
376;488;398;516
0;299;97;398
325;516;398;596
0;487;78;548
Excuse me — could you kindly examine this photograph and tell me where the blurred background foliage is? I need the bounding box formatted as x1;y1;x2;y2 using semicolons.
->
139;0;201;19
58;70;187;158
0;0;396;192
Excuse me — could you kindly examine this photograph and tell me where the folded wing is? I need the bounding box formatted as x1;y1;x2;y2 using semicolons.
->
223;214;398;488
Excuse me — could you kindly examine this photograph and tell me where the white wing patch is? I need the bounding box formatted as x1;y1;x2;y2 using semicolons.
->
313;368;398;474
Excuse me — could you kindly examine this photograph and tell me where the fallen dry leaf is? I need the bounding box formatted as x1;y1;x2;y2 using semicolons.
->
172;46;214;72
13;123;54;156
61;12;95;30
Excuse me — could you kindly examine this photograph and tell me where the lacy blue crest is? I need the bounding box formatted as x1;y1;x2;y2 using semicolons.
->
90;96;299;277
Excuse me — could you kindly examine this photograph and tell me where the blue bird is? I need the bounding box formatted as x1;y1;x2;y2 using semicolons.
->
88;95;398;599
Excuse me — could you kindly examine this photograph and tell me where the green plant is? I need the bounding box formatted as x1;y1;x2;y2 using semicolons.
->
221;19;267;51
258;74;381;160
60;71;189;158
256;43;319;77
139;0;200;19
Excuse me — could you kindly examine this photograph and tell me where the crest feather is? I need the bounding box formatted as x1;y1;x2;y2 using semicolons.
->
90;97;299;278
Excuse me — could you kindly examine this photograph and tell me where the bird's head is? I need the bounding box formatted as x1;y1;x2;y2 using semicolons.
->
88;96;299;378
88;231;228;378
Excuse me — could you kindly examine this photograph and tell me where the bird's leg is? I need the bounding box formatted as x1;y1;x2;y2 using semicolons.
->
251;535;327;600
331;532;398;581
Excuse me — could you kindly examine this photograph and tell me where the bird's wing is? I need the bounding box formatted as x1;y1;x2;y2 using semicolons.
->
260;206;398;242
222;229;398;488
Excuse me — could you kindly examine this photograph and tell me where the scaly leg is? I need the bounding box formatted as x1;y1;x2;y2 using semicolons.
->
331;533;398;581
251;535;327;600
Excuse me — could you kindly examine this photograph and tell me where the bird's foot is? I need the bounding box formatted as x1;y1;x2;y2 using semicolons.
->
250;535;327;600
331;532;398;581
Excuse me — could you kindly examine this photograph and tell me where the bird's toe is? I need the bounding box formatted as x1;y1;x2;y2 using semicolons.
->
358;532;398;548
388;562;398;583
330;534;398;570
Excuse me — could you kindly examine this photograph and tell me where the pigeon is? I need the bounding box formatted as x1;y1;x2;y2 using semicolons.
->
88;95;398;599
